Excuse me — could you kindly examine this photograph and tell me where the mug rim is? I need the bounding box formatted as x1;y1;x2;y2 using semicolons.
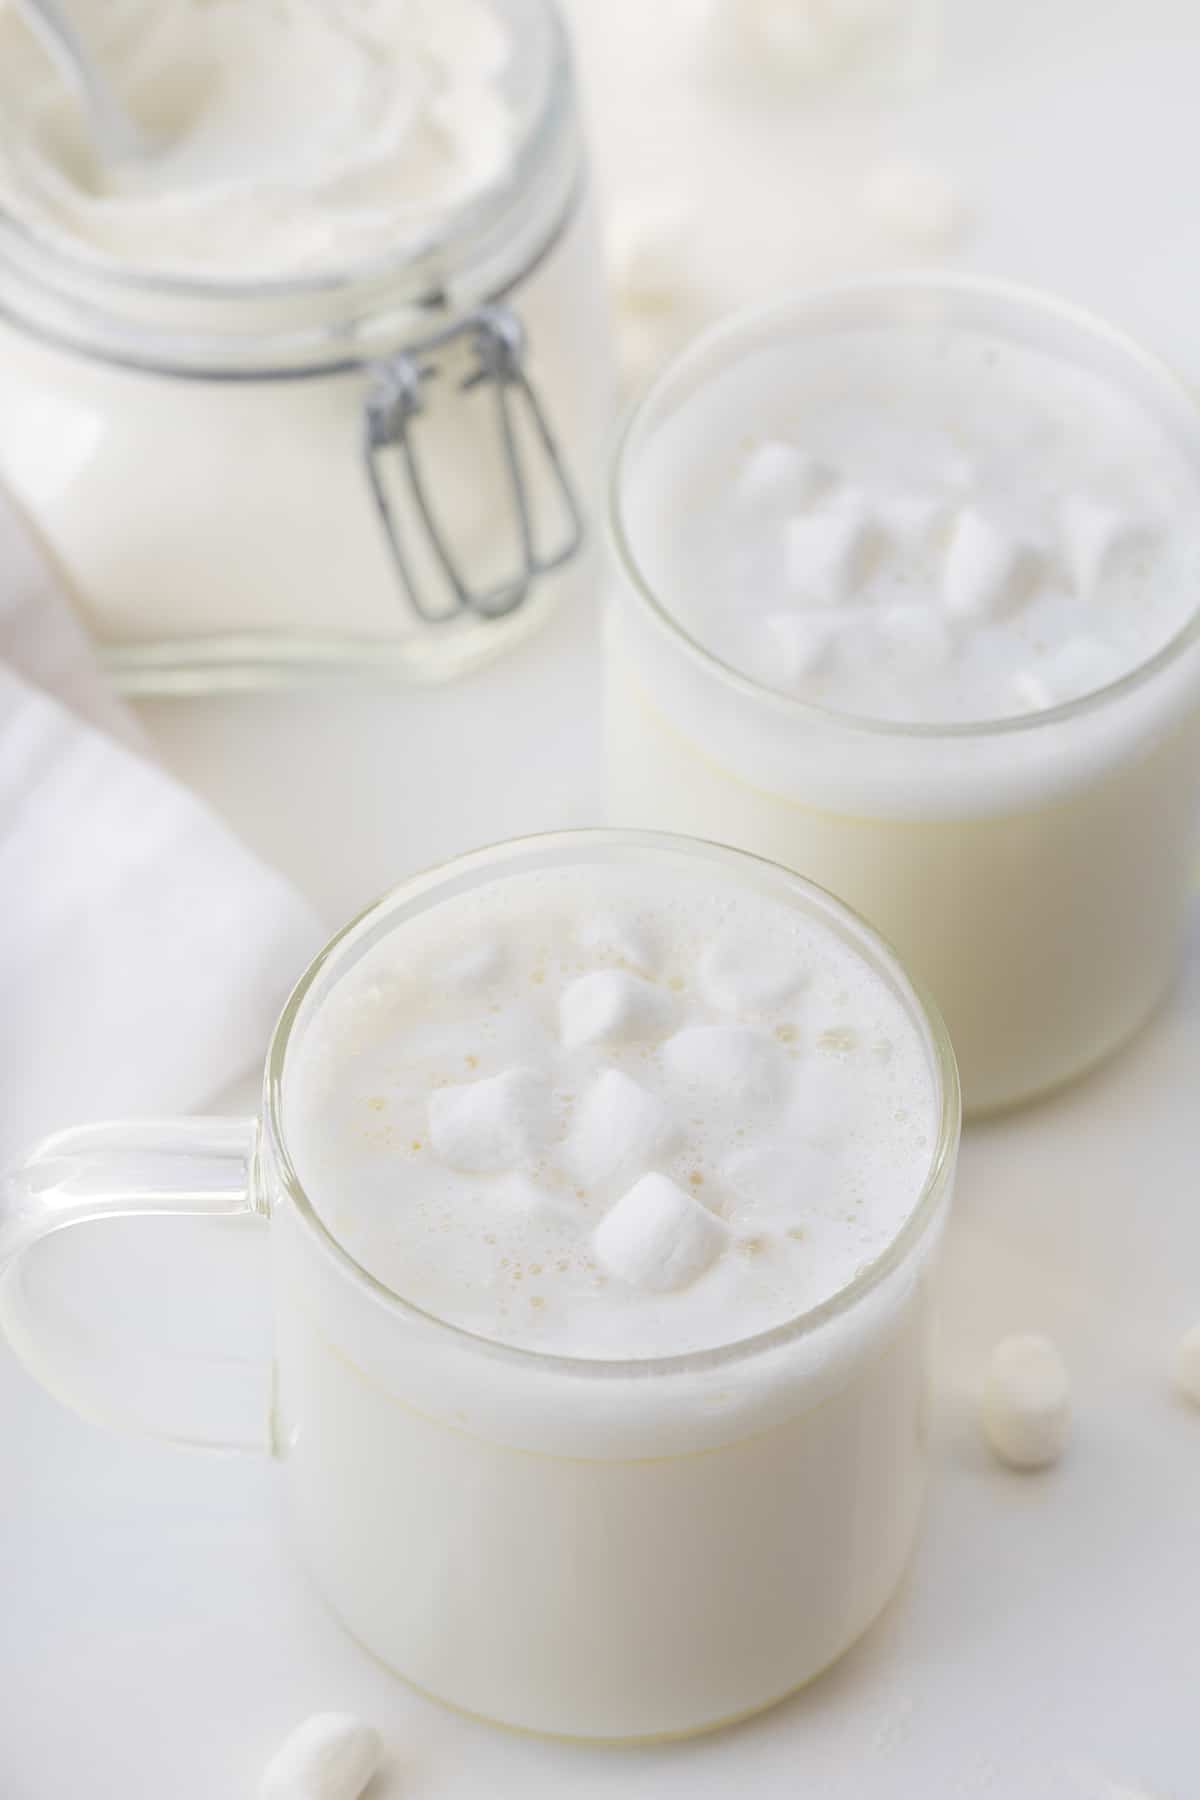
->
608;271;1200;742
263;828;961;1379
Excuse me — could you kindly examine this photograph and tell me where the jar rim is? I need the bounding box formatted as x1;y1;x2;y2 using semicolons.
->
0;0;579;374
262;828;961;1381
609;272;1200;743
0;0;570;302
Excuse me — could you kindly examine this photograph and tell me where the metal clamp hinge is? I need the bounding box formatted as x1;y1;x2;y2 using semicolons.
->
363;303;585;626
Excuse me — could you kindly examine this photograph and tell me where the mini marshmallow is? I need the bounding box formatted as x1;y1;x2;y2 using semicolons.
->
440;940;504;990
1171;1322;1200;1405
489;1172;580;1229
593;1172;729;1293
784;492;881;605
788;1059;860;1149
874;602;953;672
608;193;696;317
1012;635;1121;712
764;610;844;682
878;490;950;552
721;1140;840;1224
662;1024;787;1111
703;0;879;84
559;969;672;1052
862;155;964;249
738;441;832;509
943;507;1040;621
980;1333;1071;1470
576;911;658;976
699;924;808;1014
429;1066;554;1172
563;1067;676;1190
1060;495;1154;595
258;1713;382;1800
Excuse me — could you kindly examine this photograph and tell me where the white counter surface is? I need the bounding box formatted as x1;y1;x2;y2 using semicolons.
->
4;0;1200;1793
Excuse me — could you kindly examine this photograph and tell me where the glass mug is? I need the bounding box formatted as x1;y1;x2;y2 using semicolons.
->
606;276;1200;1115
0;831;959;1743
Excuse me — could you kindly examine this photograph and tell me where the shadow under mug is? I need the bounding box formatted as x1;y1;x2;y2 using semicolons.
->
0;830;959;1743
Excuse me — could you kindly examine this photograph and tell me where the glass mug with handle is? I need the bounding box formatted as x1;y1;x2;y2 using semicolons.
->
0;831;959;1743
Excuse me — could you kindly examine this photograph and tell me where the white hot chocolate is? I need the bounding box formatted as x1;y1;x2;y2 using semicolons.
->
288;861;936;1359
272;841;952;1741
608;283;1200;1112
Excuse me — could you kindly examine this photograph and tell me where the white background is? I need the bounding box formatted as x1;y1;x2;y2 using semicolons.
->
4;0;1200;1794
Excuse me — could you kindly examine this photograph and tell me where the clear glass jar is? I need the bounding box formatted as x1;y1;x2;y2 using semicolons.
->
0;0;612;691
0;830;959;1742
607;277;1200;1114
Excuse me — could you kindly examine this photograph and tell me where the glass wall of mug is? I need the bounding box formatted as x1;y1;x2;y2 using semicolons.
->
0;831;959;1743
0;0;612;691
607;277;1200;1114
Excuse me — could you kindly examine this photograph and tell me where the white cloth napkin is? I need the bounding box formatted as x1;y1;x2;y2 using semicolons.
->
0;487;324;1162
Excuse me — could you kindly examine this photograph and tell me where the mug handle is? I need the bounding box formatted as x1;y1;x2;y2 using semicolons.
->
0;1117;270;1452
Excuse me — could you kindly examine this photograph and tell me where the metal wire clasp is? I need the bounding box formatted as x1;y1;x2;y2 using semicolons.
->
363;303;585;625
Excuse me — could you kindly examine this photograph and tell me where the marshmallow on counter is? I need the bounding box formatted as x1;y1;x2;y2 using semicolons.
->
1171;1322;1200;1405
764;610;845;683
943;507;1041;622
563;1067;677;1191
861;155;964;250
662;1024;788;1111
607;190;709;392
559;968;673;1051
1059;495;1155;595
699;924;808;1014
576;910;658;976
593;1171;729;1293
607;190;697;319
1012;635;1123;712
258;1712;382;1800
700;0;911;87
784;491;882;605
737;441;833;510
980;1333;1071;1470
429;1066;555;1172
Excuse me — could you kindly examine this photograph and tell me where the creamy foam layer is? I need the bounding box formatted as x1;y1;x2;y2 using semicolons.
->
0;0;516;278
286;864;936;1359
626;323;1200;724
